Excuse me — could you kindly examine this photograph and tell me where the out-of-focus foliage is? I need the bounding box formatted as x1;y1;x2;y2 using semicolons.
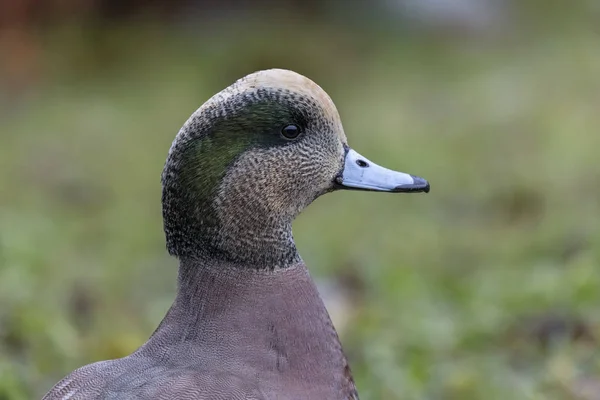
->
0;1;599;399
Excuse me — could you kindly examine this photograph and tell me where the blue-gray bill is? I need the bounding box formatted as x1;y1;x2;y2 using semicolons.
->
335;148;430;193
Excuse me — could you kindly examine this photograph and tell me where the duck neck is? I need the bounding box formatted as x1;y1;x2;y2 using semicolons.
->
145;258;350;381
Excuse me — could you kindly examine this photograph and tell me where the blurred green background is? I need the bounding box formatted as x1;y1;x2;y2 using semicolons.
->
1;1;599;399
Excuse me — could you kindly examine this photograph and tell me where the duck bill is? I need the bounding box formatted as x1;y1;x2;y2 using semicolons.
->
335;148;430;193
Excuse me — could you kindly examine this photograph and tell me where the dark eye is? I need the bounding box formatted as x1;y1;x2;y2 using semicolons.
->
281;124;301;140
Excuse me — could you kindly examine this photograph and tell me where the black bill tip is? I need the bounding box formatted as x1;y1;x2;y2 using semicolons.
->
392;175;430;193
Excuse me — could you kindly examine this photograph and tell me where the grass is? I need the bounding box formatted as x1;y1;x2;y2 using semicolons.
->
0;17;599;399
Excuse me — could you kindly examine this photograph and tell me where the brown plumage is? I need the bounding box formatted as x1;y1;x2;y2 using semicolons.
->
42;69;429;399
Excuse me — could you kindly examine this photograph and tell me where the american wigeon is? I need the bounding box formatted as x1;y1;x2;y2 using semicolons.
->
43;69;429;400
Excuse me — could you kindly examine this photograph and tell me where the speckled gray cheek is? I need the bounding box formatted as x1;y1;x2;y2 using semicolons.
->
210;127;344;268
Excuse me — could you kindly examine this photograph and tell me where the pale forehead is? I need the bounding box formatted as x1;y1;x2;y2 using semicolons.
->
229;69;343;130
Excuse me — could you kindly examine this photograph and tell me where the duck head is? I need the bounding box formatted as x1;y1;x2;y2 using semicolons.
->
162;69;429;267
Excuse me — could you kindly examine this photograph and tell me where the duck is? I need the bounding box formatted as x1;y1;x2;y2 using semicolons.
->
42;69;430;400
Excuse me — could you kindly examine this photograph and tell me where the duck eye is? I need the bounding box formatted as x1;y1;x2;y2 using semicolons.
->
281;124;301;140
